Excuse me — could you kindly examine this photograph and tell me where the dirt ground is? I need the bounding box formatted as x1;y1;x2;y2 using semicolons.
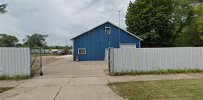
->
31;56;63;74
41;56;63;66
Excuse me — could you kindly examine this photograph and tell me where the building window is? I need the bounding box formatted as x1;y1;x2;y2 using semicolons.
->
105;27;111;35
78;48;86;55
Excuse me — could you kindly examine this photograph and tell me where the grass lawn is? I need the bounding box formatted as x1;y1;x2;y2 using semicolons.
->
0;87;13;93
114;69;203;76
31;54;53;57
31;54;65;57
110;79;203;100
0;75;30;80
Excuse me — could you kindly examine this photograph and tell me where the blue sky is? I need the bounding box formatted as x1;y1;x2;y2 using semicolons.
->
0;0;134;46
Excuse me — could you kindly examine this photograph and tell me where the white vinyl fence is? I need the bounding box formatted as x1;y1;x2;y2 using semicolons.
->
0;47;30;76
110;48;203;74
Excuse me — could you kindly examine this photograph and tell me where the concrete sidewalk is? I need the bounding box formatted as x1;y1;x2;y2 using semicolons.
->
0;56;124;100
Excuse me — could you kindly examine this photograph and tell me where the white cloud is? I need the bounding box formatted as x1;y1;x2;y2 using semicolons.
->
0;0;134;46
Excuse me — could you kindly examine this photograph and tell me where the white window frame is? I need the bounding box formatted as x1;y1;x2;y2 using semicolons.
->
105;27;111;35
78;48;86;55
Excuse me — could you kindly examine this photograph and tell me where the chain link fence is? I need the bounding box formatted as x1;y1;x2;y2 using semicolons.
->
30;48;43;76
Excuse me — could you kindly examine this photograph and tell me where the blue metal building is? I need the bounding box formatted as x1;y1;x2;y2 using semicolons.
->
71;21;142;61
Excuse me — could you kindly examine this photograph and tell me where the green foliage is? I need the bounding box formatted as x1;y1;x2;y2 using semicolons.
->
0;34;19;47
170;0;195;46
174;3;203;46
63;45;68;53
48;46;67;49
126;0;202;47
194;4;203;34
0;75;30;80
113;69;203;76
126;0;175;47
175;24;201;46
48;45;73;54
0;87;13;93
23;33;48;48
0;4;7;14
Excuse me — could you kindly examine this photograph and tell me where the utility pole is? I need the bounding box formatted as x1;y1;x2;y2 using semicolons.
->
118;10;121;28
118;10;121;48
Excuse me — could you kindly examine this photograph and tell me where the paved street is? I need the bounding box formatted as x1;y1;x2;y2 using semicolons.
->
0;55;124;100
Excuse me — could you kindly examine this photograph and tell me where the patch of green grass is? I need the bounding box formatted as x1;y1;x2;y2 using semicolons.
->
113;69;203;76
31;53;64;57
0;75;30;80
31;54;53;56
110;79;203;100
0;87;13;93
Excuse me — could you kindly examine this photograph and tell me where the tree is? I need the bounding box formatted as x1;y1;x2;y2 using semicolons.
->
23;33;48;48
174;2;203;47
194;3;203;35
0;34;19;47
126;0;174;47
170;0;195;46
174;23;201;46
126;0;199;47
0;4;7;14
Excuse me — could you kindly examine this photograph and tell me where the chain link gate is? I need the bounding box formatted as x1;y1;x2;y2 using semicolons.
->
30;48;43;77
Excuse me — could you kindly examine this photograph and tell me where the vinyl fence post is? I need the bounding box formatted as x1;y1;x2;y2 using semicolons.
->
108;48;114;75
29;48;32;77
108;48;111;75
40;48;43;76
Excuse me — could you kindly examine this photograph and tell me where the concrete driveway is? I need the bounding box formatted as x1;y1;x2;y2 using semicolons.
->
0;55;124;100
